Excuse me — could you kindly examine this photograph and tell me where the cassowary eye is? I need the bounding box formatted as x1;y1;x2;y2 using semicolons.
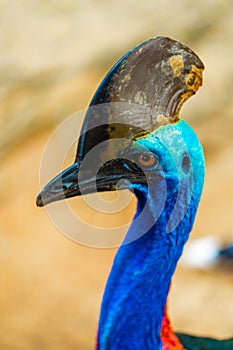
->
137;153;158;168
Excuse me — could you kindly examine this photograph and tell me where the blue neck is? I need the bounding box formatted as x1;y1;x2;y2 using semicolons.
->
97;185;201;349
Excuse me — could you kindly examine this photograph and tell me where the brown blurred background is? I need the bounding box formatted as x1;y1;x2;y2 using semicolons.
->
0;1;233;349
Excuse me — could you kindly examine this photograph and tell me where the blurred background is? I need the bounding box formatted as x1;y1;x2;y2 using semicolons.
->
0;0;233;349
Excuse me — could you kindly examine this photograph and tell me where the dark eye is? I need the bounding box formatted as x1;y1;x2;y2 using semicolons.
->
182;153;190;173
137;153;158;168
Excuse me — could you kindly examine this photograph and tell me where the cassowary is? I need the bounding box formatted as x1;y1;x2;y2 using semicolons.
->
37;37;233;350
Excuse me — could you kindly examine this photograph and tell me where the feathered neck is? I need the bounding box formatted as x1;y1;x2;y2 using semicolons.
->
97;180;202;349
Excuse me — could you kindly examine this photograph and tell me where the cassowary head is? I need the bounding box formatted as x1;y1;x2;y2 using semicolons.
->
36;37;204;228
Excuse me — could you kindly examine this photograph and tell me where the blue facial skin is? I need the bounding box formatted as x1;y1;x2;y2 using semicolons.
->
97;120;205;350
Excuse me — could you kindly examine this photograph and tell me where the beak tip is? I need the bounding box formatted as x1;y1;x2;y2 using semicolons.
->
36;193;44;207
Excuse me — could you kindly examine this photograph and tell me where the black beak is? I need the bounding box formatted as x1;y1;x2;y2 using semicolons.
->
36;158;146;207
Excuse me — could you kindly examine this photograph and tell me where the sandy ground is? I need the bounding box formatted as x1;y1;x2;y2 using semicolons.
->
0;1;233;349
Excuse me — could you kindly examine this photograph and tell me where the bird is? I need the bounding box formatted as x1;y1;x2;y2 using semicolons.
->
36;37;233;349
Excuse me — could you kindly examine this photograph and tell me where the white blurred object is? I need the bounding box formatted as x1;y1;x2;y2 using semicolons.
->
182;236;221;268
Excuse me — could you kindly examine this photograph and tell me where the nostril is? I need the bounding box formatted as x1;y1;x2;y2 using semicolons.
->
61;182;73;191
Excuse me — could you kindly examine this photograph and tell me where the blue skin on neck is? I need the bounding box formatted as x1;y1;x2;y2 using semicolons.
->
97;121;205;350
